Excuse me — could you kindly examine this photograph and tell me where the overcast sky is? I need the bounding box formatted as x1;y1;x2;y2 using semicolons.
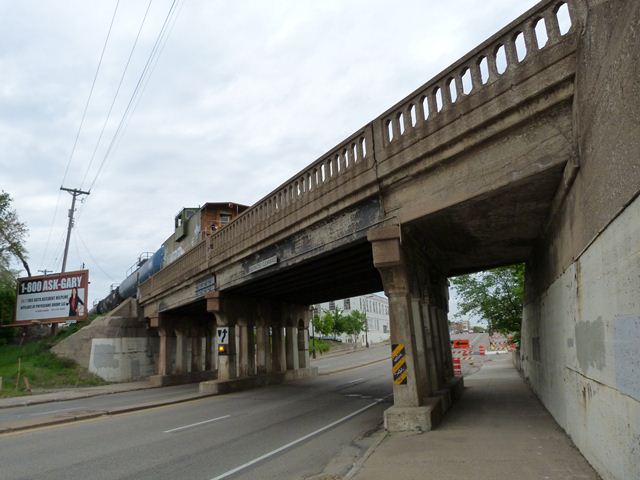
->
1;0;538;310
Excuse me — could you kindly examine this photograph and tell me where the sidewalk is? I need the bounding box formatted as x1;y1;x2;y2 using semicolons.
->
350;355;599;480
0;381;155;409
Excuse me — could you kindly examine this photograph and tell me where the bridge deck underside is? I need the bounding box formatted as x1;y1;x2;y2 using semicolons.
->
410;163;565;276
223;240;382;305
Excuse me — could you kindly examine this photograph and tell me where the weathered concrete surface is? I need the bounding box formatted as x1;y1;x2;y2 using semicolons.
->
53;299;157;382
351;356;599;480
522;195;640;480
522;2;640;479
89;337;158;382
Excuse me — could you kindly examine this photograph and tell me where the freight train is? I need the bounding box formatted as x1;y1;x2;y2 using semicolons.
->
93;247;165;314
92;202;249;315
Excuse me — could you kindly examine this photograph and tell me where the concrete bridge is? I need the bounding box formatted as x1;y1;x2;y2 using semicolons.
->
138;1;639;478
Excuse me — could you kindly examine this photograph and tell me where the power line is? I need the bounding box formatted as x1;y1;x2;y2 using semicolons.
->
41;0;120;270
88;0;179;194
75;226;117;283
79;0;154;191
61;0;121;188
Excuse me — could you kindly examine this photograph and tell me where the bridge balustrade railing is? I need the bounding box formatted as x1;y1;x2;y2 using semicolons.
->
207;126;376;264
376;0;578;149
140;0;582;304
139;239;207;300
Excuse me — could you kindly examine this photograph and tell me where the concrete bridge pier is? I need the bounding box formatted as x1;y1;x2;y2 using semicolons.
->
255;316;272;375
297;319;310;370
271;322;287;374
369;226;461;432
149;313;217;386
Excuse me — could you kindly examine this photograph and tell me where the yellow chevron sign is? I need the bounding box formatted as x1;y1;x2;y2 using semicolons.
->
392;343;408;385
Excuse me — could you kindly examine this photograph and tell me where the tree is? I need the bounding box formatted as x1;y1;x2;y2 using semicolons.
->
0;267;17;344
343;310;366;338
312;311;335;337
0;191;31;276
450;264;524;340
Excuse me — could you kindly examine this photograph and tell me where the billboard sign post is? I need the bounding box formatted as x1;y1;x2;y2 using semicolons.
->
14;270;89;324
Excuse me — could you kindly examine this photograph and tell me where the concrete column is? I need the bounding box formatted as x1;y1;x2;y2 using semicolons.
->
298;326;309;369
157;327;170;376
429;304;446;388
191;332;202;373
368;226;436;432
271;324;286;373
247;321;256;376
238;321;250;377
205;327;213;371
215;315;237;381
285;325;299;371
420;300;440;394
175;329;188;374
255;322;270;375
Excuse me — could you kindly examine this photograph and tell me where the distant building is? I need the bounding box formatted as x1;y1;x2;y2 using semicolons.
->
163;202;249;266
314;293;390;345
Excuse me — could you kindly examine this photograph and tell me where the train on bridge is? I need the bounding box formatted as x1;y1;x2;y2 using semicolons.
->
93;202;248;314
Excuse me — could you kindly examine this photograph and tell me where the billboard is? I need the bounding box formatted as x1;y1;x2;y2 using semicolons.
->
15;270;89;323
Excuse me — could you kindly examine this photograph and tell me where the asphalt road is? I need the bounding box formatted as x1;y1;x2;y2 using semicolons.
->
0;353;392;480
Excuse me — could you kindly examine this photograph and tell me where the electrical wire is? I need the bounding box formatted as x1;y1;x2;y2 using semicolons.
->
79;0;154;191
87;0;179;194
61;0;121;188
108;0;184;168
75;226;117;282
41;0;120;270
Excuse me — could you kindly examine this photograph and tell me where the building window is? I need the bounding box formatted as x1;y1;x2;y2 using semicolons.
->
220;213;232;225
329;301;335;310
344;298;351;310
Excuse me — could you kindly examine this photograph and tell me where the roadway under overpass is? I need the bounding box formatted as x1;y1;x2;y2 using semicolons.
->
135;2;639;478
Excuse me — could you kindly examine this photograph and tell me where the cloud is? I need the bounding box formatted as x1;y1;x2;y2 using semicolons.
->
1;0;538;305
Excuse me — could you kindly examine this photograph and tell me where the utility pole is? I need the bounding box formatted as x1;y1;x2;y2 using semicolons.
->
38;269;53;276
60;187;90;273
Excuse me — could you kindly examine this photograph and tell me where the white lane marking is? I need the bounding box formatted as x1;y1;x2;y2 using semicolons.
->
209;398;388;480
346;378;365;384
164;415;230;433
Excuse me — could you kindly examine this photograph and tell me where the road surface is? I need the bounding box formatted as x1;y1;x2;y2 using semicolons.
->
0;350;392;480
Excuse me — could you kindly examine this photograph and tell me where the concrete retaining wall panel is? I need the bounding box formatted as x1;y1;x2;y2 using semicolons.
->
522;194;640;480
89;337;159;382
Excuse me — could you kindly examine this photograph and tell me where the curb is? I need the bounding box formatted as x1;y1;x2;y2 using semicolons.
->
344;428;388;480
0;384;158;410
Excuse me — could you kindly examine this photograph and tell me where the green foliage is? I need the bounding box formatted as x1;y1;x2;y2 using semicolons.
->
450;264;524;338
312;308;367;340
312;312;335;337
309;338;330;355
0;191;31;276
343;310;366;336
0;268;17;345
0;338;106;397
